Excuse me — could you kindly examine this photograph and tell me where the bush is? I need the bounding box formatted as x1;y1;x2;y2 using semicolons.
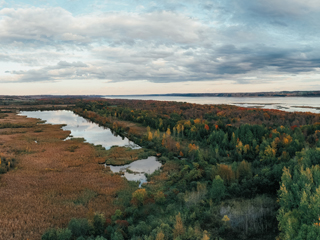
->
42;228;72;240
112;231;124;240
42;228;57;240
57;228;72;240
158;156;169;164
138;151;149;159
95;236;107;240
0;166;7;174
68;218;92;237
93;213;106;235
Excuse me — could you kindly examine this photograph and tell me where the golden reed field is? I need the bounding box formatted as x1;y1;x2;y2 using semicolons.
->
0;112;128;239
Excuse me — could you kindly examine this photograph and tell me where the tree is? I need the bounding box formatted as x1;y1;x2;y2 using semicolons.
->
173;213;185;238
202;230;210;240
166;127;171;136
156;231;165;240
148;131;153;141
57;229;72;240
132;189;147;206
210;175;226;202
176;142;181;151
237;160;252;180
68;218;91;237
93;213;106;236
278;162;320;239
155;191;166;204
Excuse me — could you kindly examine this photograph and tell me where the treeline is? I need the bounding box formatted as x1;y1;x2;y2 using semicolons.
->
41;98;320;239
78;98;320;127
113;91;320;97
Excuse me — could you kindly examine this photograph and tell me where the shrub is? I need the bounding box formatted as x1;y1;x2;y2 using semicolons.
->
57;228;72;240
42;228;57;240
93;213;106;235
68;218;92;237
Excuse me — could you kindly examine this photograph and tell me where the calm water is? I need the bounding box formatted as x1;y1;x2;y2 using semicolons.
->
106;96;320;114
107;156;161;186
19;110;138;150
19;110;162;184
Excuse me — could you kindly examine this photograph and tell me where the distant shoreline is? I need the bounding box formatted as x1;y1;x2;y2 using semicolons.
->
105;91;320;98
1;90;320;98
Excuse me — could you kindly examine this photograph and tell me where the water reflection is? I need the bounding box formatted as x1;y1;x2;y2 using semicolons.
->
107;156;161;187
19;110;162;185
19;110;139;150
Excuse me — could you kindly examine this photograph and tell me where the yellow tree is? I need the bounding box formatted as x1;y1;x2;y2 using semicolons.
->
177;124;182;138
176;142;181;151
166;127;171;136
162;133;166;146
173;213;185;238
181;125;184;138
132;189;147;206
154;129;160;138
156;231;165;240
202;230;210;240
148;131;153;141
236;141;243;154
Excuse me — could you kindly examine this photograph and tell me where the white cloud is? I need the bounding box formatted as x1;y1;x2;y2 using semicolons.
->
0;7;206;45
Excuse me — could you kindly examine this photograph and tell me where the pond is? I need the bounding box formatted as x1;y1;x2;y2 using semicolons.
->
19;110;162;185
107;156;161;187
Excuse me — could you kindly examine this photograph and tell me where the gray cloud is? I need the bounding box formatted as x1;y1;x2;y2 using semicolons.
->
9;61;92;82
1;1;320;86
0;8;206;45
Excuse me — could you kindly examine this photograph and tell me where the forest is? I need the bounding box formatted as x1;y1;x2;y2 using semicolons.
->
43;98;320;240
1;97;320;239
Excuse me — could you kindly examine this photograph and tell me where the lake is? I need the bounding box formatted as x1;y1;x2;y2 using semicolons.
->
18;110;161;185
105;96;320;114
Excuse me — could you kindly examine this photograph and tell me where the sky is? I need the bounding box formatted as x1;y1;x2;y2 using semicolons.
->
1;0;320;95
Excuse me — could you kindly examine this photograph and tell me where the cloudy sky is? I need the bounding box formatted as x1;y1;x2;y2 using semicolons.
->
1;0;320;95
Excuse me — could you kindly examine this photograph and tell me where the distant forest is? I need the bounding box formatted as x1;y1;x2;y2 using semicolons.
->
1;90;320;99
106;90;320;98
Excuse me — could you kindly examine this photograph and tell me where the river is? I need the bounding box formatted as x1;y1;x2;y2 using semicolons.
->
18;110;161;185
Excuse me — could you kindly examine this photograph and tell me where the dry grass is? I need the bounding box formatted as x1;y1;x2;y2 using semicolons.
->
98;146;145;165
0;113;128;240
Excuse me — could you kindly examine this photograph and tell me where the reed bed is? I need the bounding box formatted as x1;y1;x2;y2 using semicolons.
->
0;113;128;239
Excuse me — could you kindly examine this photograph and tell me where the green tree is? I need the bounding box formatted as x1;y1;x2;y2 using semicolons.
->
68;218;92;237
210;175;226;202
278;162;320;239
93;213;106;235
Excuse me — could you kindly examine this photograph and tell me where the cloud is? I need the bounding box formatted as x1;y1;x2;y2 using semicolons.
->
0;7;206;46
5;42;320;84
8;61;92;82
1;1;320;89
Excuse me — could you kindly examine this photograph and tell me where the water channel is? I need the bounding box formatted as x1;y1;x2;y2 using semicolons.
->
19;110;161;185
